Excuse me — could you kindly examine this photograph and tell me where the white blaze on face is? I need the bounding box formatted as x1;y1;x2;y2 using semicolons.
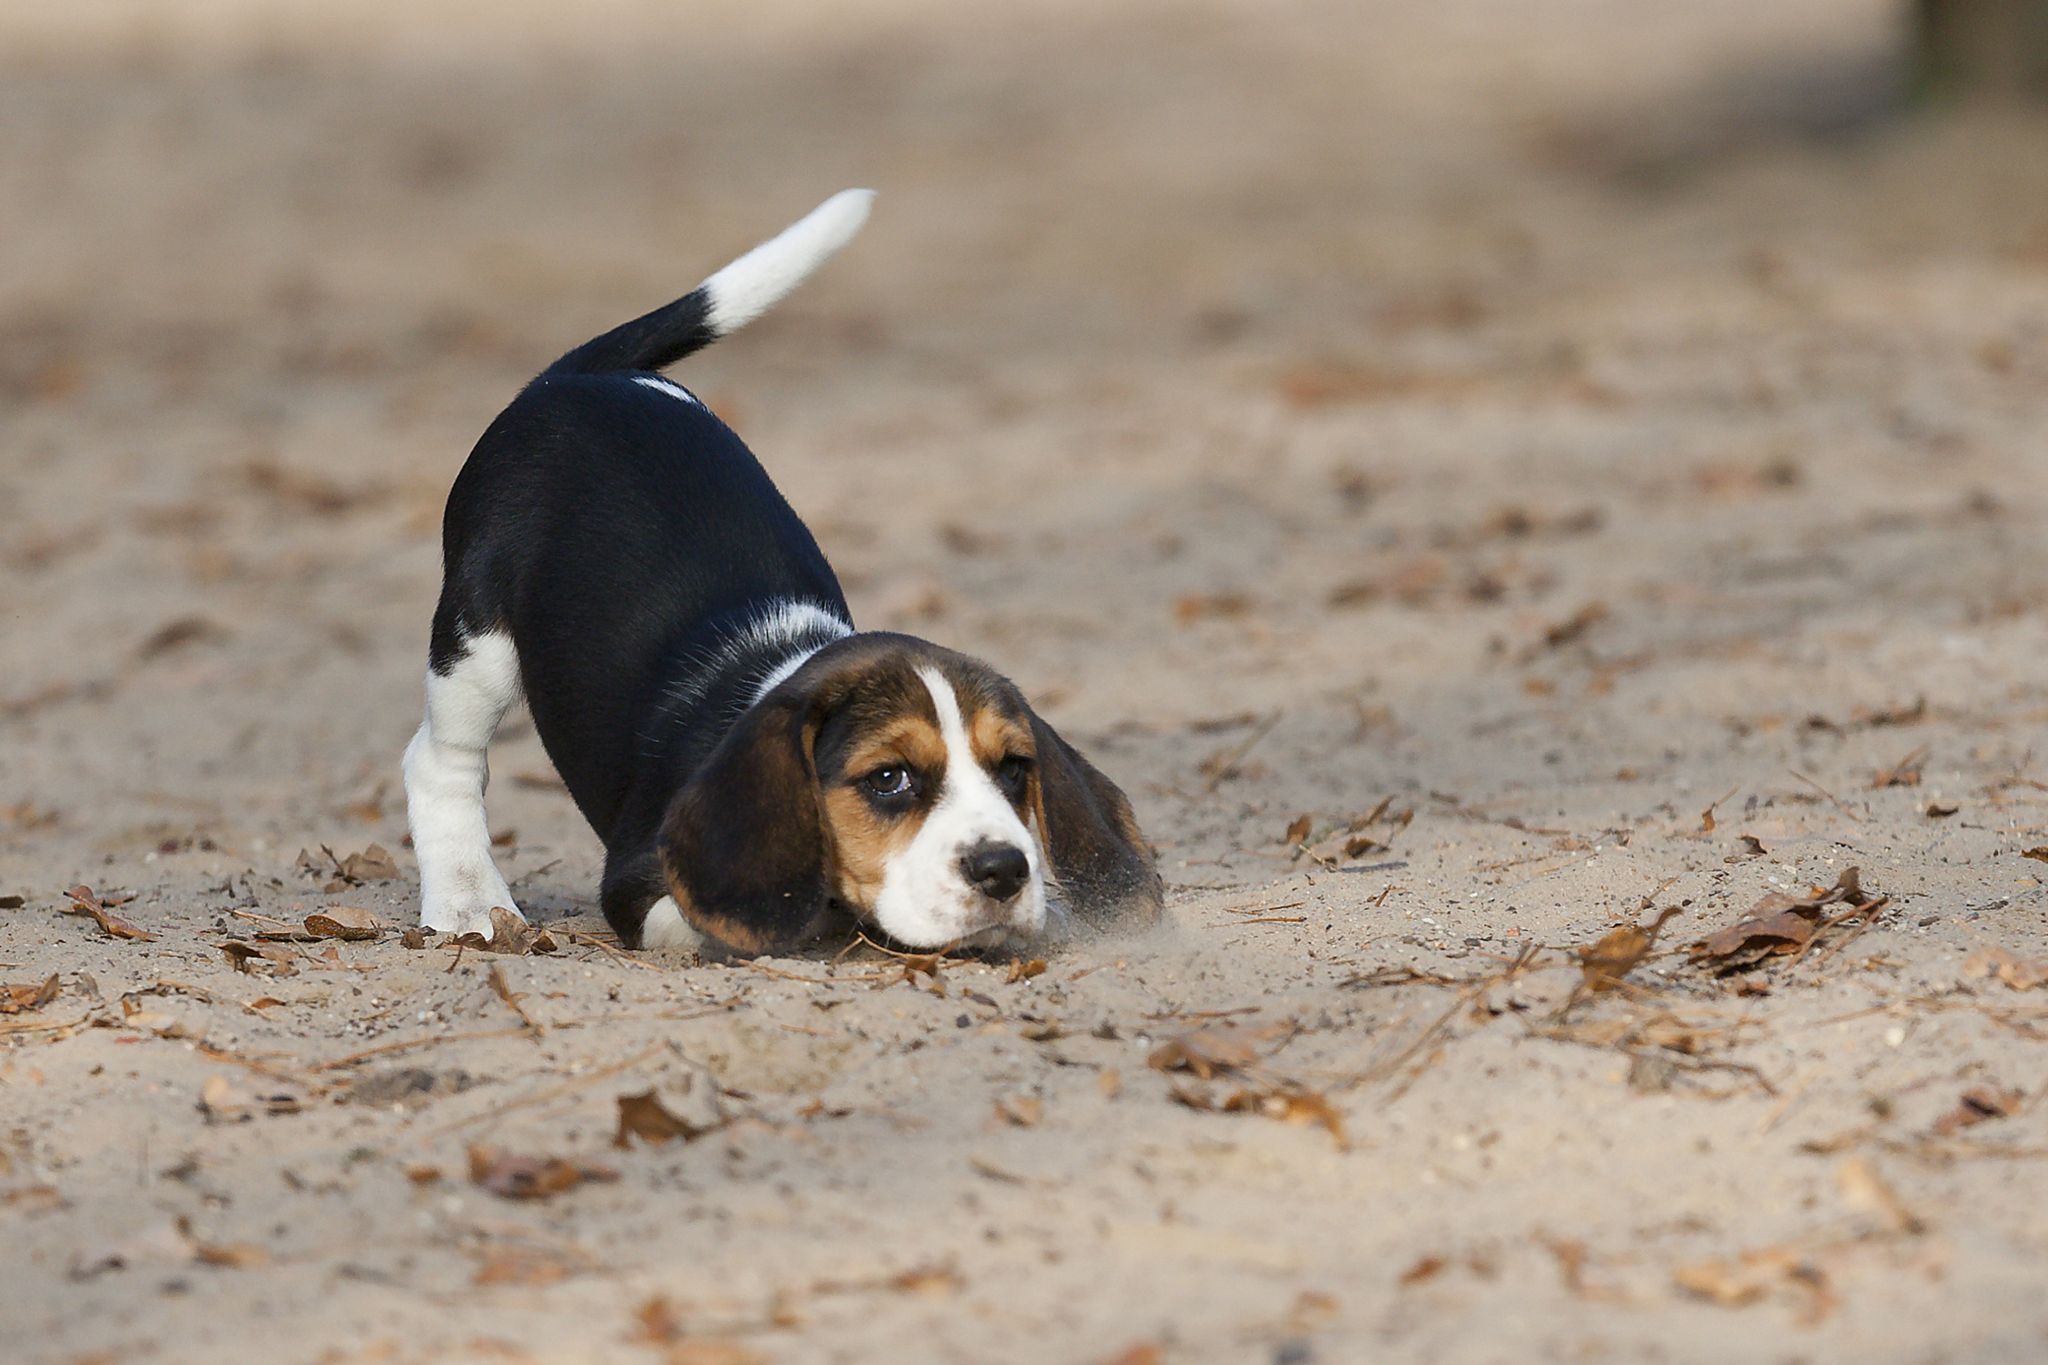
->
868;667;1046;947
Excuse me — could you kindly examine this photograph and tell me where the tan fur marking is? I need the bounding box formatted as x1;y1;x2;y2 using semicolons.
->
967;708;1033;773
822;785;918;914
840;716;948;780
657;863;778;955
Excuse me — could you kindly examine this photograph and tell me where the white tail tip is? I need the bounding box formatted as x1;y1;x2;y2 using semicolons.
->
701;188;876;334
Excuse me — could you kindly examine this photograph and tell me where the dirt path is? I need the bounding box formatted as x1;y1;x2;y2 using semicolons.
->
4;2;2048;1361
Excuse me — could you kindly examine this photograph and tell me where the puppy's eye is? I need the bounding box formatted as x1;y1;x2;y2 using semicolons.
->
861;766;915;799
994;755;1033;802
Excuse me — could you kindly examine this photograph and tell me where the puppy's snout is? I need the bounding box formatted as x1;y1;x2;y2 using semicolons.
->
961;839;1029;904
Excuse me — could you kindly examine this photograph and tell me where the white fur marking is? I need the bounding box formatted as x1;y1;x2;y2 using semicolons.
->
869;668;1045;947
701;189;875;335
640;895;706;952
403;632;525;936
632;374;704;408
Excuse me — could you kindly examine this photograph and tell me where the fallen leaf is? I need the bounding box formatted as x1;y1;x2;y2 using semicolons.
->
1687;869;1883;973
888;1264;961;1296
400;927;429;950
1576;907;1683;994
1282;814;1313;847
994;1095;1043;1128
0;975;59;1015
218;940;297;976
337;844;400;883
0;894;26;909
2022;846;2048;864
1963;947;2047;992
456;906;556;955
304;906;385;941
1924;801;1959;818
1170;1082;1348;1148
1931;1085;2023;1137
1147;1022;1286;1079
405;1165;443;1186
62;885;155;941
1005;958;1047;984
1871;746;1927;789
467;1145;618;1201
1672;1258;1768;1307
1398;1255;1446;1286
615;1081;725;1148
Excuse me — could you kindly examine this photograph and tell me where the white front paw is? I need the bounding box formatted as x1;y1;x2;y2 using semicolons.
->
420;864;521;937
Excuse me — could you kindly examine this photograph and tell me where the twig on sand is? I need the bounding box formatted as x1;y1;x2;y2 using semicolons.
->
1198;713;1280;796
1342;944;1544;1098
428;1041;669;1136
487;963;546;1036
309;1027;532;1073
555;928;661;971
743;960;894;987
1788;768;1865;823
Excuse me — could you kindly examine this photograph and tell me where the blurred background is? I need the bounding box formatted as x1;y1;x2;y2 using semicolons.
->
3;0;2046;870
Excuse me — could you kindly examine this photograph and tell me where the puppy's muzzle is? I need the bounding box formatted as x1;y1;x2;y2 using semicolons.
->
960;839;1030;904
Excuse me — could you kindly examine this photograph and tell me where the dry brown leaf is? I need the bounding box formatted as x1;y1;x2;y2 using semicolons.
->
1930;1085;2023;1137
400;927;429;950
1171;1081;1348;1148
455;906;556;955
1398;1255;1446;1286
1687;869;1882;973
1672;1257;1769;1307
1005;957;1047;984
467;1144;618;1201
888;1264;961;1296
404;1165;443;1186
1963;947;2047;992
2021;846;2048;864
337;844;400;883
0;975;59;1015
994;1095;1043;1128
218;940;297;976
304;906;384;941
1577;907;1682;994
1282;814;1312;847
615;1084;725;1149
62;885;155;941
1146;1021;1285;1079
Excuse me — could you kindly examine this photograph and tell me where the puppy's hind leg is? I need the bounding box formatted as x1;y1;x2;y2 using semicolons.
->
402;630;523;935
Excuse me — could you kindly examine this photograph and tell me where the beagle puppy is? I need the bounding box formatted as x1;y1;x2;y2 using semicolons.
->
402;190;1161;955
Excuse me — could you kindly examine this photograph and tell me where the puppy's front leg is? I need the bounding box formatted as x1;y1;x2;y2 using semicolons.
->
402;631;523;935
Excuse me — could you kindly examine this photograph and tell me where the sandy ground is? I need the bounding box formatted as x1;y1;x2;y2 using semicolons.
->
5;1;2048;1361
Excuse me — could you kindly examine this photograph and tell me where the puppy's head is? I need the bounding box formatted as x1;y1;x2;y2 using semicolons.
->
658;634;1159;955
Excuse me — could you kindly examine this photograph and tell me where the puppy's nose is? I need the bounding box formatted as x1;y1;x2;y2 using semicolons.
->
961;840;1029;904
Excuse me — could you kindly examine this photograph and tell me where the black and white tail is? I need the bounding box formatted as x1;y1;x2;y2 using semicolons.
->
545;189;875;377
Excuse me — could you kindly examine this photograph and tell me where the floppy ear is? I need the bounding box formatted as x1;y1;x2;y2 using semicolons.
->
659;696;840;956
1028;715;1162;927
